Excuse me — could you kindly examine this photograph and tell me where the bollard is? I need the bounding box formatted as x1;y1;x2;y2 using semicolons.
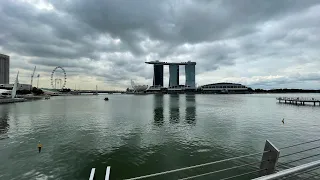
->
259;140;280;176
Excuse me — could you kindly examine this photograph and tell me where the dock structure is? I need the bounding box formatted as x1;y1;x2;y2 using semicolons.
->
276;97;320;106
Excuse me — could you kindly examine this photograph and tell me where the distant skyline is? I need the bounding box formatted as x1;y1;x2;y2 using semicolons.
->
1;0;320;90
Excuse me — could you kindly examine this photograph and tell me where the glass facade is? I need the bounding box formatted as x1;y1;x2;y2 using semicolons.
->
169;65;179;87
185;64;195;88
153;65;163;86
147;62;196;88
0;54;9;84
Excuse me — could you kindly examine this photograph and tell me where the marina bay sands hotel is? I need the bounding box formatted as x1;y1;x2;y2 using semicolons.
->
145;61;196;89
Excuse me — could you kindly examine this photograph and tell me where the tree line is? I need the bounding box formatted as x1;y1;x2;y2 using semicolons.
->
248;88;320;93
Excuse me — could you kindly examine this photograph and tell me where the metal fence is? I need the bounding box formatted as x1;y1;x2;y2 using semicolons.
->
89;139;320;179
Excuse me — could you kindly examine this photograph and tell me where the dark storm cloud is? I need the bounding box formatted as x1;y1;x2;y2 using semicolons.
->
29;58;95;70
0;1;125;59
1;0;320;89
52;0;319;43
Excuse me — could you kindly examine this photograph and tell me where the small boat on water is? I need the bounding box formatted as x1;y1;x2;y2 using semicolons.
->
45;96;50;100
104;97;109;101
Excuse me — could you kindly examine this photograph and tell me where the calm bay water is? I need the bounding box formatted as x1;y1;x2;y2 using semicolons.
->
0;94;320;180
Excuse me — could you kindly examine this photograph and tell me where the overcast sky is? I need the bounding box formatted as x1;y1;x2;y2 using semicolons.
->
1;0;320;90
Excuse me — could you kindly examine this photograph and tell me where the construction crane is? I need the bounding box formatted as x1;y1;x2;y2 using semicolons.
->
30;66;36;91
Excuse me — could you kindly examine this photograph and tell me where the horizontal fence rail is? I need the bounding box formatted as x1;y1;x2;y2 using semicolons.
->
279;165;320;180
278;138;320;150
178;161;267;180
124;151;268;180
90;138;320;180
252;160;320;180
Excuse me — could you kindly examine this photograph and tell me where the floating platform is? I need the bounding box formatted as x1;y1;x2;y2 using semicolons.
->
0;98;26;104
276;97;320;106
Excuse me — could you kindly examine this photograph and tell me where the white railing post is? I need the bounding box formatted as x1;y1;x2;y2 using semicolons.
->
259;140;280;176
89;166;111;180
89;168;96;180
105;166;111;180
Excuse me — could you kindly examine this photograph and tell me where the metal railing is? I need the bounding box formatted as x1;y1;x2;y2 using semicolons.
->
89;166;111;180
253;160;320;180
126;150;269;180
90;139;320;180
256;138;320;179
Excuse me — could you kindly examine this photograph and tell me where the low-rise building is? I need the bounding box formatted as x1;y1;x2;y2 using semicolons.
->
199;82;249;94
0;84;32;91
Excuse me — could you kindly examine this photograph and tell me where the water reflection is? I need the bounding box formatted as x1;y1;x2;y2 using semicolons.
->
169;95;180;123
185;95;196;124
0;106;10;139
153;95;164;126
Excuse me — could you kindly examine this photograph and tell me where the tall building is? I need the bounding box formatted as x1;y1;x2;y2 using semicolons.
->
146;61;196;89
185;63;196;88
153;64;163;86
169;64;179;87
0;54;9;84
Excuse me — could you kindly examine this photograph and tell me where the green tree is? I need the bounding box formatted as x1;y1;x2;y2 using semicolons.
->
32;87;44;95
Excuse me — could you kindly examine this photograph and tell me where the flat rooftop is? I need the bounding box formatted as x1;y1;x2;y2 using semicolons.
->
145;61;196;65
0;53;9;58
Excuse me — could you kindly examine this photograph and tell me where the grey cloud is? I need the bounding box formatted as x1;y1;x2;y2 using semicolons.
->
1;0;320;89
0;1;124;60
249;73;320;88
61;0;318;44
28;58;94;70
195;42;237;71
28;53;152;83
294;73;320;82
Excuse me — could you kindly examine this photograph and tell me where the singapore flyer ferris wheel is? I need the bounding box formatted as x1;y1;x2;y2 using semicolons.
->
51;66;67;89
